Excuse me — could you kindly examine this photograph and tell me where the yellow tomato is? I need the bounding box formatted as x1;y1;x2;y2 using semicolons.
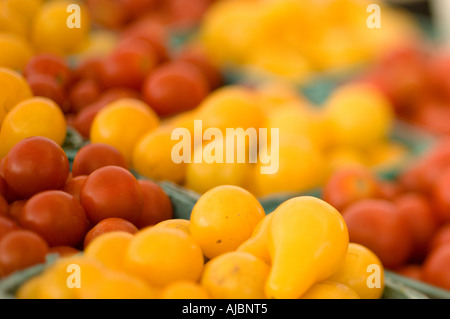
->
0;2;29;37
31;0;91;55
190;185;266;259
153;219;191;234
125;227;204;287
0;97;66;158
0;32;34;71
300;281;361;299
0;67;33;124
90;98;160;164
160;281;211;299
328;243;385;299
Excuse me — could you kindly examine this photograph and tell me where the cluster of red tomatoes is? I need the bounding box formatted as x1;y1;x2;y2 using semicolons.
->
0;136;173;278
321;138;450;291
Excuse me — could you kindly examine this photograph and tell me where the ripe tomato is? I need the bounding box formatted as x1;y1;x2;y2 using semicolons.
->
3;136;70;199
71;143;128;177
83;217;139;248
322;166;379;212
70;101;106;139
119;0;158;19
79;166;143;224
19;190;89;247
26;73;68;111
342;199;414;269
431;167;450;224
68;79;101;114
395;264;423;282
8;199;26;224
63;175;88;202
0;216;19;240
0;175;6;197
85;0;128;29
142;61;209;117
134;180;173;229
376;180;402;200
0;194;8;217
0;229;49;278
48;245;80;258
428;223;450;253
422;243;450;291
23;53;72;88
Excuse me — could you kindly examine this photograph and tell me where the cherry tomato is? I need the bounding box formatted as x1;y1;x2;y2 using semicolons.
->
48;245;80;258
23;53;72;88
428;223;450;253
72;143;128;177
395;264;423;282
119;0;158;19
142;61;209;117
135;180;173;229
8;199;26;224
3;137;70;199
422;243;450;290
26;73;68;111
0;195;8;218
0;175;6;197
85;0;128;29
394;192;438;262
342;199;414;269
63;175;88;201
0;216;19;241
19;190;89;247
68;79;101;114
71;101;107;139
79;166;143;224
376;180;402;200
72;57;104;83
322;167;379;212
432;167;450;224
83;217;139;248
0;229;49;278
168;0;211;29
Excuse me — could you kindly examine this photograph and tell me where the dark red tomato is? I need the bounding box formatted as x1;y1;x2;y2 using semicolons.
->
428;223;450;253
422;243;450;291
120;19;169;63
48;245;80;258
68;79;101;114
135;180;173;229
63;175;88;201
72;57;104;83
8;200;26;224
72;143;128;177
322;166;379;213
99;38;158;90
0;195;8;218
342;199;414;269
142;61;209;117
177;45;222;90
394;192;439;262
79;166;143;224
3;137;70;199
98;87;142;104
23;53;72;88
394;264;423;282
71;101;107;139
83;217;139;248
26;73;68;111
19;190;89;247
0;216;20;241
0;230;49;278
0;175;7;197
432;167;450;224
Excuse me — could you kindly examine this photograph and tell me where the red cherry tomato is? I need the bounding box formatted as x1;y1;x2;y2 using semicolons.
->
0;195;8;218
376;180;402;200
63;175;88;201
19;190;89;247
119;0;158;19
79;166;143;224
71;101;107;139
72;143;129;177
72;57;104;83
0;230;49;278
0;175;6;197
0;216;20;241
83;217;139;248
26;73;68;111
432;167;450;224
395;264;423;282
394;192;439;262
142;61;209;117
48;245;80;258
3;137;70;199
322;167;380;213
422;243;450;291
428;223;450;253
134;180;173;229
23;53;72;88
68;79;101;114
8;200;26;224
85;0;128;29
342;199;414;269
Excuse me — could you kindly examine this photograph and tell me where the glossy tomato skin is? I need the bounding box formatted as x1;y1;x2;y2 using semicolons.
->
3;137;70;199
79;166;143;224
71;143;128;177
142;61;209;117
83;217;139;248
394;192;439;262
342;199;414;269
8;200;26;224
422;243;450;291
68;79;101;114
0;216;20;241
134;180;173;229
71;101;106;139
19;191;89;247
322;167;380;213
0;230;49;278
63;175;88;201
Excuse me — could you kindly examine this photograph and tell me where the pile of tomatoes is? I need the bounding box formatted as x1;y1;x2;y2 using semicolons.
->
0;136;173;278
321;139;450;291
